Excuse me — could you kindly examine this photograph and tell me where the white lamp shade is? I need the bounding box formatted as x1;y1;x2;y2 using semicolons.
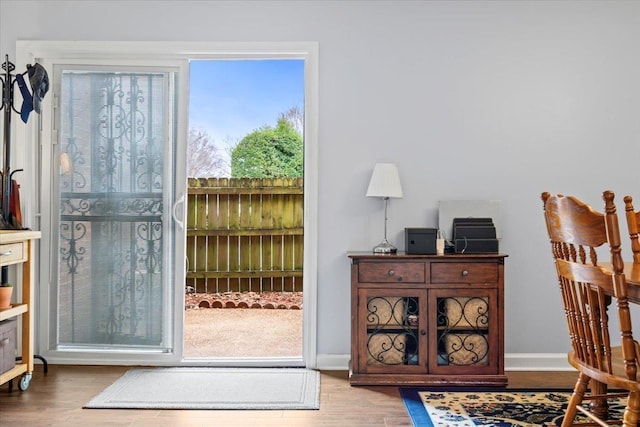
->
366;163;403;198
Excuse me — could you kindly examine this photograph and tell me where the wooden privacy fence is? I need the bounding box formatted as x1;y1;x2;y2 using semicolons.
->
186;177;304;293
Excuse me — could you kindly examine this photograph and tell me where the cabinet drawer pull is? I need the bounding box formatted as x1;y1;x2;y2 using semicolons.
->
0;250;13;257
461;270;469;276
388;269;395;276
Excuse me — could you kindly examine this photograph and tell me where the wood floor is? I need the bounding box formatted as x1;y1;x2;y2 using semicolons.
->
0;365;578;427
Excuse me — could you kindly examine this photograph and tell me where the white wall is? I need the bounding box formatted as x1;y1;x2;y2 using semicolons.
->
2;0;639;368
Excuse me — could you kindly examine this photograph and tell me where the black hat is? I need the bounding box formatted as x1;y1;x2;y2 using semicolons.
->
27;63;49;114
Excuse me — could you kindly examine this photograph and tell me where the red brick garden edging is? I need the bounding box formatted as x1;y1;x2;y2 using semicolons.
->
185;291;302;310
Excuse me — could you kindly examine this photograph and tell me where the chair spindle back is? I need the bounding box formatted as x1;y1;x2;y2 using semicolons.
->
541;191;637;382
623;195;640;264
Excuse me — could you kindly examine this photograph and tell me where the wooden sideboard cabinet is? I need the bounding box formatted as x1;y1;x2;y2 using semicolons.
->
0;230;41;391
348;252;507;387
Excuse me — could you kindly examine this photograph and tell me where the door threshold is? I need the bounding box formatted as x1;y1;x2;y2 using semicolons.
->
179;356;305;367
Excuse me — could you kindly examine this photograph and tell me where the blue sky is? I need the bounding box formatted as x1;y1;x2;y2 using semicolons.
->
189;59;305;146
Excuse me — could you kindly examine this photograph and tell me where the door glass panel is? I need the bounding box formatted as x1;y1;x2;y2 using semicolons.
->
366;296;419;366
56;70;174;350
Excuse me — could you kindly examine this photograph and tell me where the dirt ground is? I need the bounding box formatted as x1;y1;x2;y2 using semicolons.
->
183;308;303;358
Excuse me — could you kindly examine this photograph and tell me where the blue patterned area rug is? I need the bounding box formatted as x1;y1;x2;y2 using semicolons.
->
400;388;626;427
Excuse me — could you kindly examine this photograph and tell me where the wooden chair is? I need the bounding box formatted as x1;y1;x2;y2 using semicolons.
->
541;191;640;427
624;195;640;264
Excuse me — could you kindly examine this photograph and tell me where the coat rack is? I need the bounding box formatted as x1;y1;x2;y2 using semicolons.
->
1;54;49;230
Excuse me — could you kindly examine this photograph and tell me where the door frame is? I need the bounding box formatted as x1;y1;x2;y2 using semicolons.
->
16;40;319;368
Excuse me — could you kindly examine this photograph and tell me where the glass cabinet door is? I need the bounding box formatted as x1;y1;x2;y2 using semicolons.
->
429;289;498;374
357;289;427;372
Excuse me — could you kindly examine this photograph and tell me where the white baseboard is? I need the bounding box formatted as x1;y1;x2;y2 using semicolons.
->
37;352;574;371
316;353;573;371
504;353;573;371
316;354;350;370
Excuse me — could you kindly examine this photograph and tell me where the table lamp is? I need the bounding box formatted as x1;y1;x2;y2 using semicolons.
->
366;163;403;253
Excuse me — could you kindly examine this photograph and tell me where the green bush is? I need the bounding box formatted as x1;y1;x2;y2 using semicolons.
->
231;118;303;178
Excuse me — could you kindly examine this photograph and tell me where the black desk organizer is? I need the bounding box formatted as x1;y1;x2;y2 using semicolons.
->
453;217;499;254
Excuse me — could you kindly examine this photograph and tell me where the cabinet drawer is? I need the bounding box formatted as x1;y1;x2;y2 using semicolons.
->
0;242;26;267
431;262;498;284
358;262;425;283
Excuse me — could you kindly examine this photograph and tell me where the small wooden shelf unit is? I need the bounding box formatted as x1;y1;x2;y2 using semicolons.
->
0;230;41;390
348;252;507;387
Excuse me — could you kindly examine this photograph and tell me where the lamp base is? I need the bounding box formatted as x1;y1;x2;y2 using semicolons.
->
372;241;397;254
